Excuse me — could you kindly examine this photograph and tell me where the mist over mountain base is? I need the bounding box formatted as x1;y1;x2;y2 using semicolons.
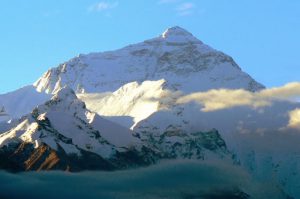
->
0;160;290;199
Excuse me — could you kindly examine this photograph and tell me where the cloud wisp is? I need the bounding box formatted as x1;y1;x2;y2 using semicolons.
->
157;0;196;16
176;2;195;16
88;1;119;12
176;82;300;112
157;0;179;4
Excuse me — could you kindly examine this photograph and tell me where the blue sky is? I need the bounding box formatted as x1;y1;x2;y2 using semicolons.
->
0;0;299;94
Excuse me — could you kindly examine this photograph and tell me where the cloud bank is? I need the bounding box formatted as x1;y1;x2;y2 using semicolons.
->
0;160;287;199
176;82;300;112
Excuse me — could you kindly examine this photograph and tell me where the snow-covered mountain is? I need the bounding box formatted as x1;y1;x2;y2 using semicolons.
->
0;26;299;198
0;85;50;119
0;26;264;122
0;26;256;170
34;26;263;95
0;26;264;127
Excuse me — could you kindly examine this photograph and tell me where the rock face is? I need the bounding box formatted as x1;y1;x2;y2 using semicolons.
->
0;142;114;172
141;129;230;160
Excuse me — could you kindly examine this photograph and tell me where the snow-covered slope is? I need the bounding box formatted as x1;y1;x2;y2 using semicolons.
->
78;79;168;129
0;86;50;120
0;113;10;123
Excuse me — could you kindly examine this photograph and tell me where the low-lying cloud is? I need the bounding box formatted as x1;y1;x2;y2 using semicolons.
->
288;108;300;130
0;160;287;199
176;82;300;112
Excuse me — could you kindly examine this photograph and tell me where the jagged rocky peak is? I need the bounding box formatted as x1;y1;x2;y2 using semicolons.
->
160;26;202;44
37;86;85;115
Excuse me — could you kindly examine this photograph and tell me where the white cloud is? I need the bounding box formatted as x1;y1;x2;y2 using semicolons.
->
176;2;195;16
158;0;178;4
177;89;269;111
176;82;300;112
157;1;197;16
288;108;300;130
42;9;61;17
88;1;118;12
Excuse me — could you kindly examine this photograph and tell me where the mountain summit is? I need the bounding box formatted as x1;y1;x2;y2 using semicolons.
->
160;26;202;44
33;26;264;95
